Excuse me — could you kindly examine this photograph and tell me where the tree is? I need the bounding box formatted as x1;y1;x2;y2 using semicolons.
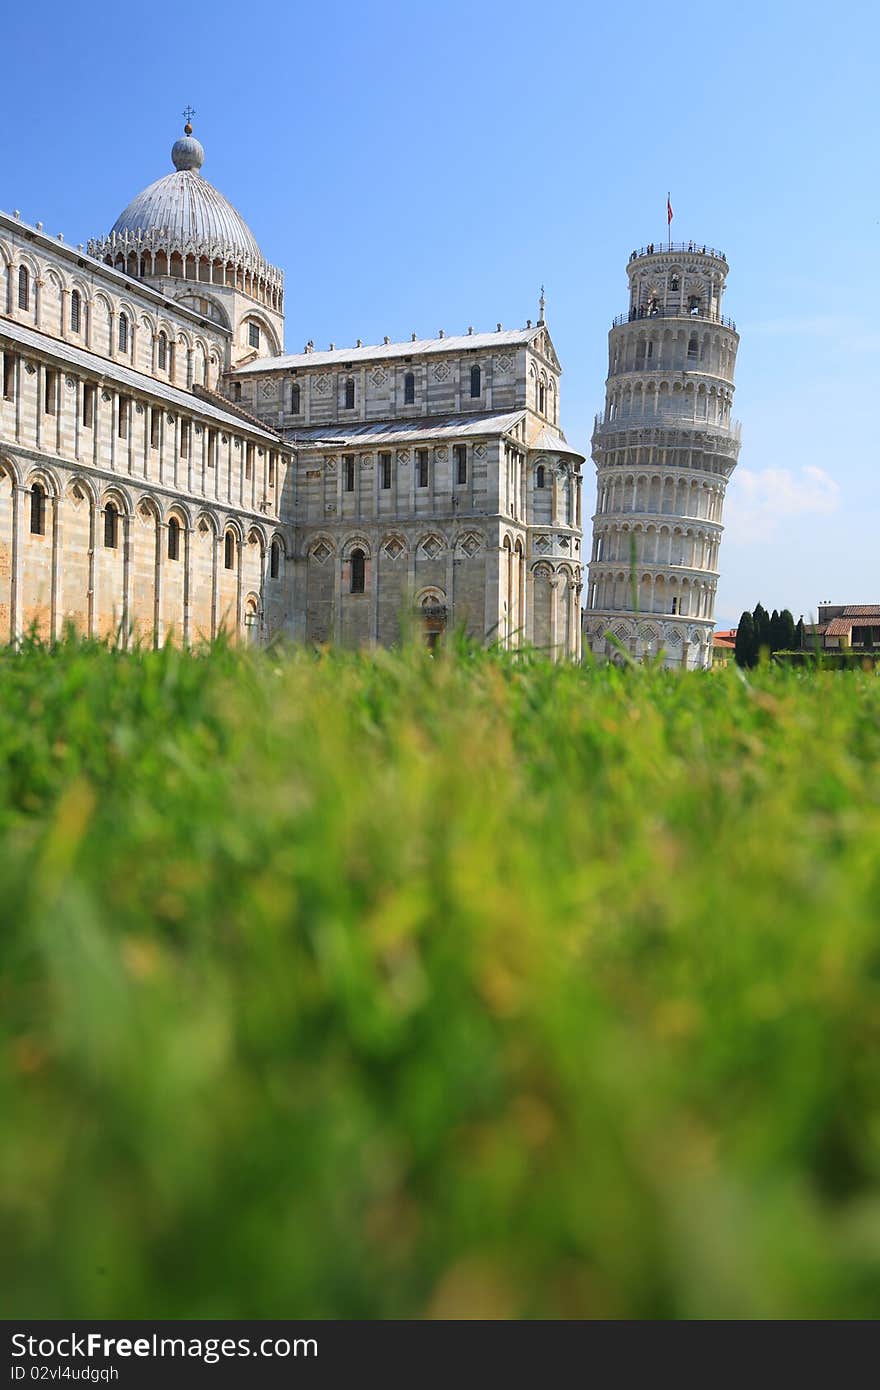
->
769;608;784;652
795;617;805;649
752;603;771;658
780;609;797;651
735;610;756;668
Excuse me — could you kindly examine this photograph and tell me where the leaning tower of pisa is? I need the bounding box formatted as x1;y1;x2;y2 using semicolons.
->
583;242;741;669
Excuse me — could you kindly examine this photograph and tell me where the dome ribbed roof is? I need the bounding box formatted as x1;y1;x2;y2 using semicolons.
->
108;124;262;261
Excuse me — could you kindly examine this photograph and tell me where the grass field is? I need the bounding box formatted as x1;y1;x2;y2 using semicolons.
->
1;637;880;1319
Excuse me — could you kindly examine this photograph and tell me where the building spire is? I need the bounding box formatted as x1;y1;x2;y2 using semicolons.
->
172;109;204;171
538;285;546;324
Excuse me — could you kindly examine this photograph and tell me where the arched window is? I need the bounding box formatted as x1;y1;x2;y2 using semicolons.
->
167;516;180;561
536;464;545;490
688;296;701;316
224;531;235;570
350;548;365;594
104;501;118;549
344;455;355;492
70;290;81;334
538;380;546;414
118;313;128;353
18;266;29;311
30;482;45;535
344;377;355;409
404;371;415;404
158;332;167;370
290;381;301;413
687;336;698;362
244;597;260;638
270;539;281;579
470;364;481;397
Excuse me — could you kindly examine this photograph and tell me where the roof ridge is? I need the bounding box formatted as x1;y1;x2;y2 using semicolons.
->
231;327;540;374
193;382;280;434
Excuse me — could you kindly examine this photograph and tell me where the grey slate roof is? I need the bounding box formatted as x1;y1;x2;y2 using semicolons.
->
0;316;280;442
284;411;528;449
531;424;585;459
233;328;541;374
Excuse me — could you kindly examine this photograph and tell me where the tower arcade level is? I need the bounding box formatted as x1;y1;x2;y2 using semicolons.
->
583;243;741;669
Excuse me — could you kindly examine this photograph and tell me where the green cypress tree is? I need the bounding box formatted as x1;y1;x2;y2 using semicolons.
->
781;609;797;651
769;609;784;652
752;603;771;659
795;617;805;649
735;611;756;668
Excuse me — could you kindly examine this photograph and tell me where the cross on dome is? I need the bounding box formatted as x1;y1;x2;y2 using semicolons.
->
171;111;204;172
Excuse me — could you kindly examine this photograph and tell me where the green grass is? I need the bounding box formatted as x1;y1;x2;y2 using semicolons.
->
2;636;880;1319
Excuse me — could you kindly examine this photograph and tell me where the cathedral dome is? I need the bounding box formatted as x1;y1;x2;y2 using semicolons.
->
108;124;262;262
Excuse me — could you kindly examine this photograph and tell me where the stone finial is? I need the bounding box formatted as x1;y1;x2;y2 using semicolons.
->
57;233;64;242
438;329;444;339
329;342;335;350
411;332;417;341
526;319;532;328
467;326;473;335
383;336;390;345
356;339;362;347
496;323;502;331
539;284;546;323
36;221;43;232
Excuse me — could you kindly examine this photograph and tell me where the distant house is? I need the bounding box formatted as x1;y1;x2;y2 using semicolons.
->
712;628;737;666
814;605;880;652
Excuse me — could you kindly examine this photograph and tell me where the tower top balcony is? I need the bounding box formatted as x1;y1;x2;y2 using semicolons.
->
628;242;727;264
612;305;737;331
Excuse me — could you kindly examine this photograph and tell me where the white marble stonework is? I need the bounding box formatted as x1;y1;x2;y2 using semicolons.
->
0;121;584;656
583;243;741;670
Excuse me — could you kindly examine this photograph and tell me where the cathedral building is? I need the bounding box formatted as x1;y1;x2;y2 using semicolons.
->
0;119;584;656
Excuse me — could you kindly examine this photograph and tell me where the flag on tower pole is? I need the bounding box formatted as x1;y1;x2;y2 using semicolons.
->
667;193;673;249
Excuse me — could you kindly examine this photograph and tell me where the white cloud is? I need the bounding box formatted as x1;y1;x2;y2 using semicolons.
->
725;465;840;542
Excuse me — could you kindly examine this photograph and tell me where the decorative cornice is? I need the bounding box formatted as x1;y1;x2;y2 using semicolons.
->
87;228;283;289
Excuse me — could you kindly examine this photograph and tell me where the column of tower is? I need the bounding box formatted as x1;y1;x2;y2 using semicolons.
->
583;242;740;669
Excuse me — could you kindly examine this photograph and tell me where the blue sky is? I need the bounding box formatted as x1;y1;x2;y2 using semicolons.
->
3;0;877;626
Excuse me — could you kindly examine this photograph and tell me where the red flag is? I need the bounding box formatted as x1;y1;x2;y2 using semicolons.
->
667;193;674;226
